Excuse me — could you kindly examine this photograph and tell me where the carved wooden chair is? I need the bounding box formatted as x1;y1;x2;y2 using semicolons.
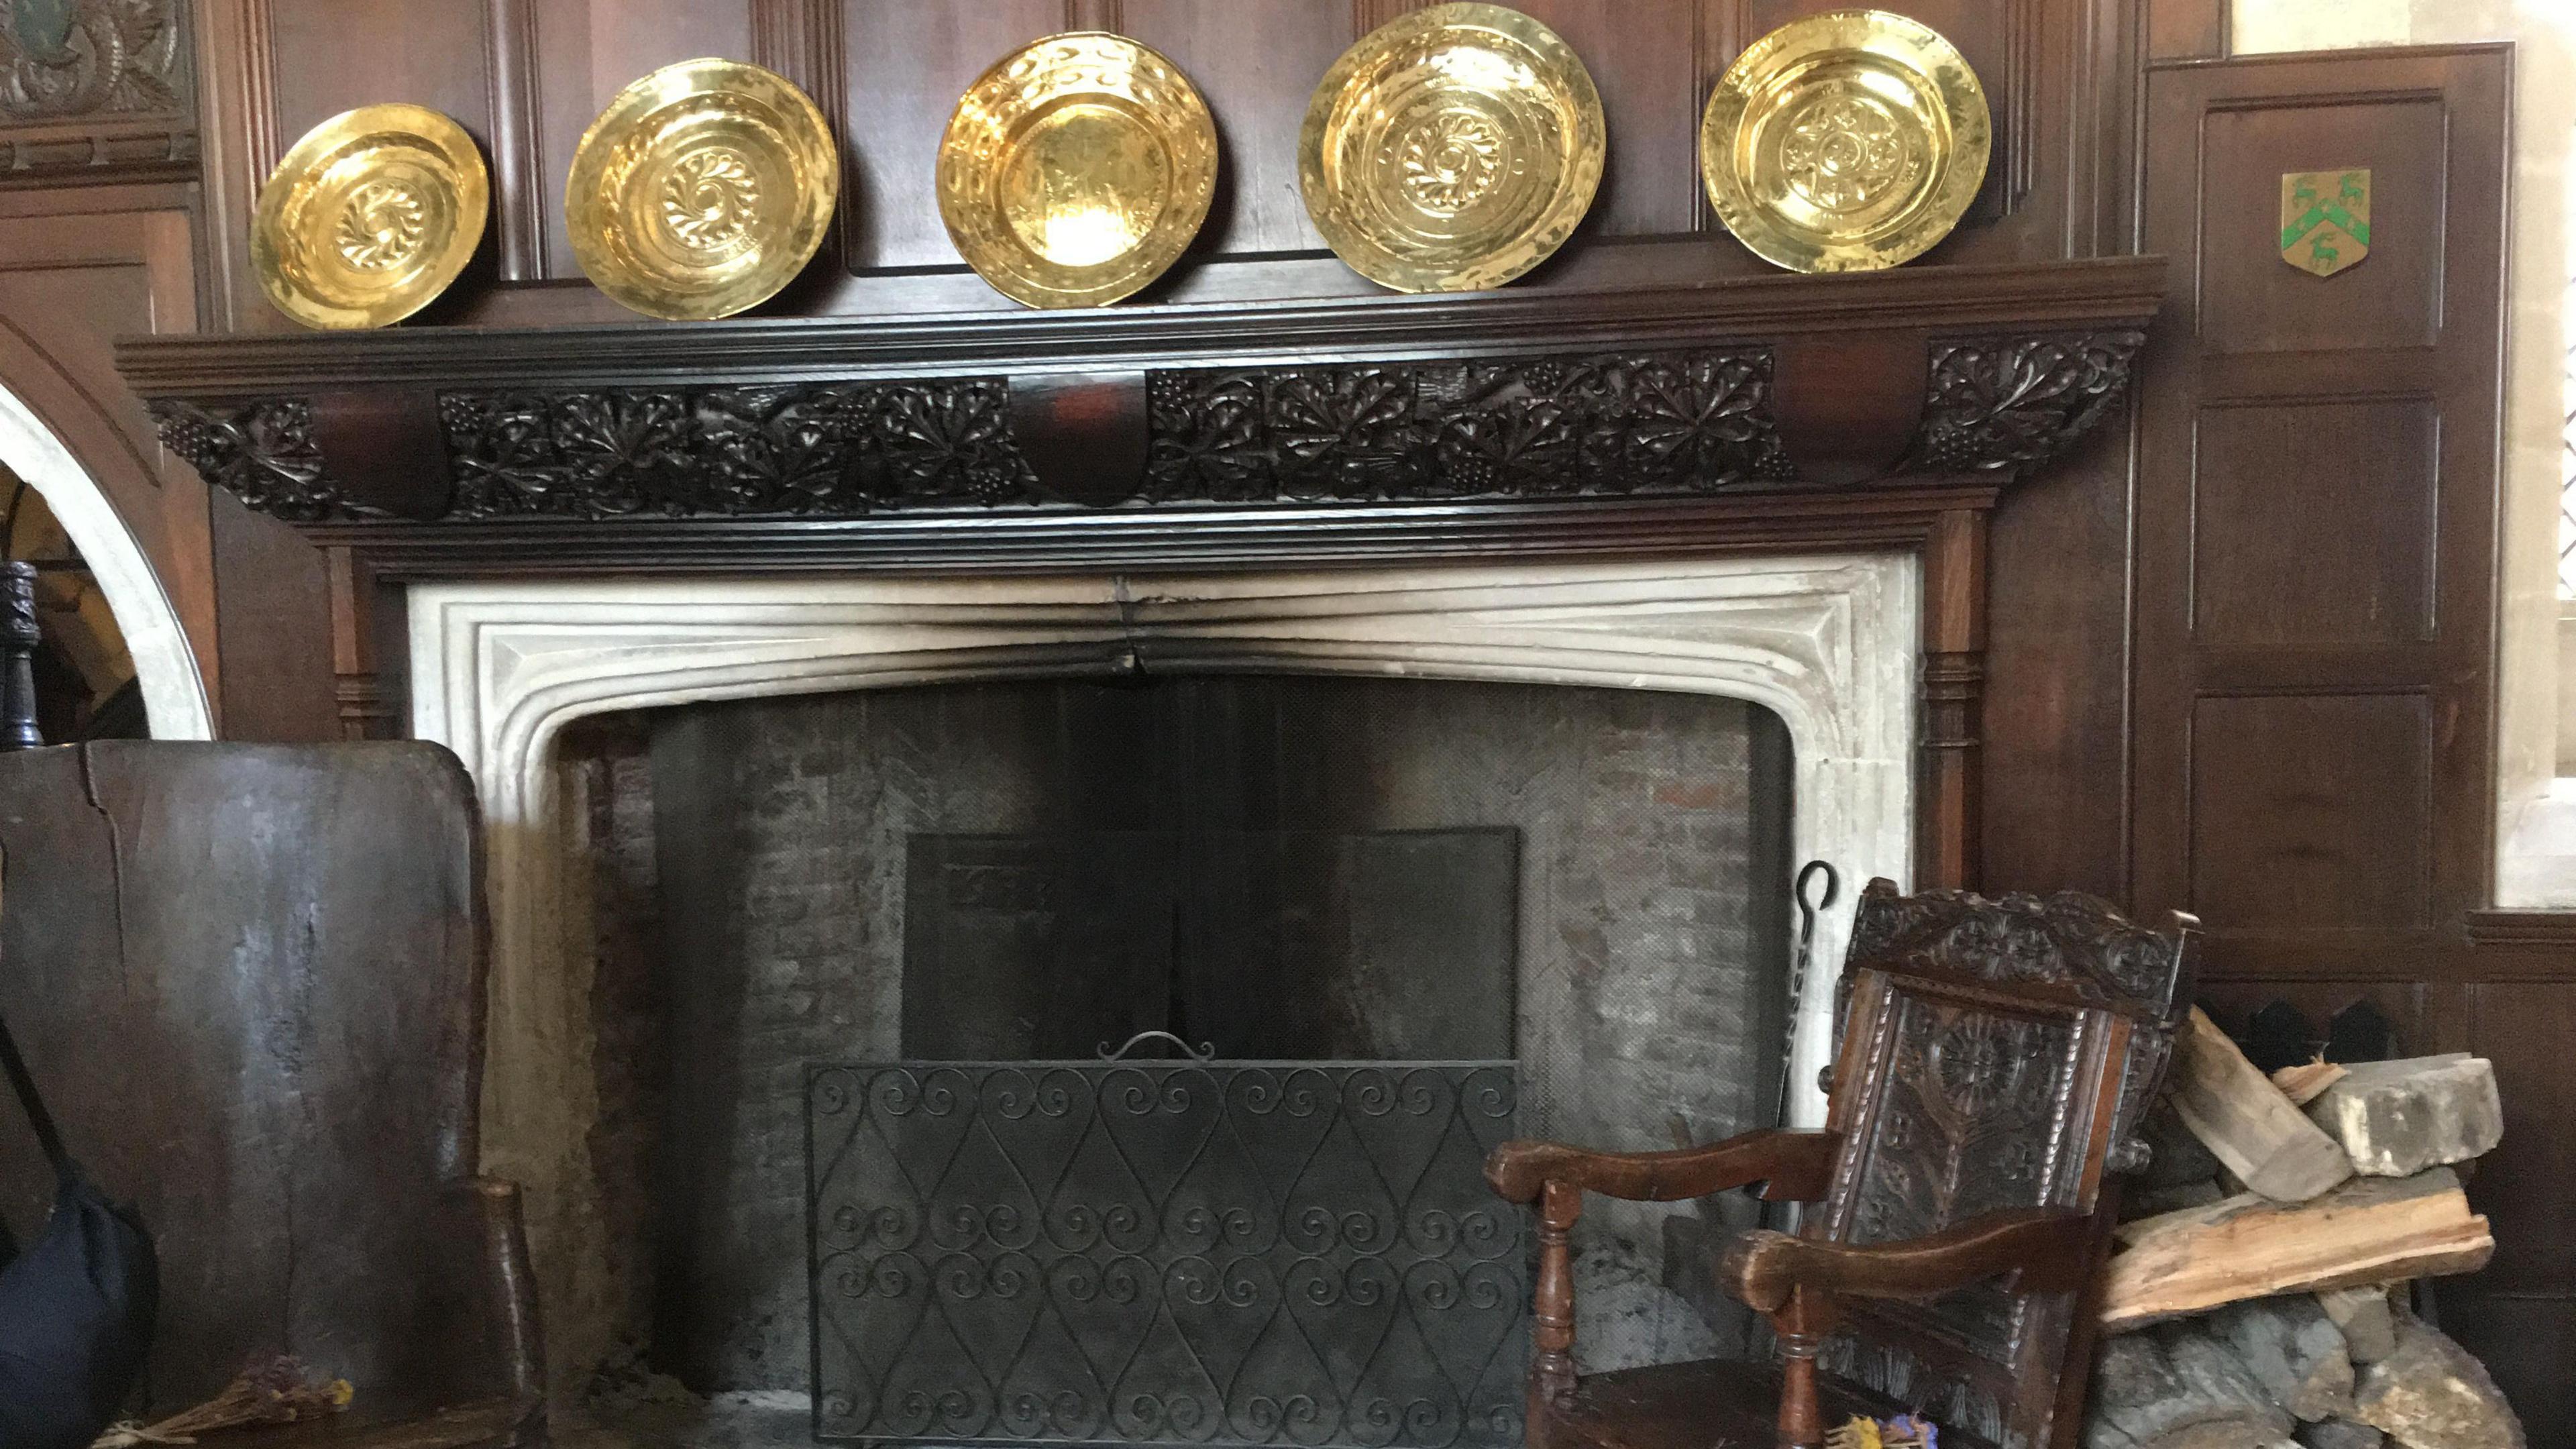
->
0;741;543;1448
1488;879;2195;1449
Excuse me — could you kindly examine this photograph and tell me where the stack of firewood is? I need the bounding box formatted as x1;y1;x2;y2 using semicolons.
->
2086;1010;2520;1449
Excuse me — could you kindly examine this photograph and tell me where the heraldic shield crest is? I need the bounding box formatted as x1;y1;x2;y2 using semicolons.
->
2282;168;2370;277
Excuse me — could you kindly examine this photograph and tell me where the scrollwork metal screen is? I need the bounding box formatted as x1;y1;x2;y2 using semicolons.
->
807;1062;1525;1449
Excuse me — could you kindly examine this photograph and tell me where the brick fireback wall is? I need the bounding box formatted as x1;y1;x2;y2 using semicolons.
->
558;676;1793;1397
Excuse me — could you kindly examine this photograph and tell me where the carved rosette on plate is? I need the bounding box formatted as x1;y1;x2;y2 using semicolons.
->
252;103;488;330
565;57;839;321
1700;9;1990;274
938;32;1219;309
1299;3;1605;293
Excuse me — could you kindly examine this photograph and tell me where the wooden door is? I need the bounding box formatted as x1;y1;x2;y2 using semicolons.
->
2134;44;2567;1417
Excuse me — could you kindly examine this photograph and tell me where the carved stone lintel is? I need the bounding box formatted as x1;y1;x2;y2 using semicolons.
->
1914;331;2145;476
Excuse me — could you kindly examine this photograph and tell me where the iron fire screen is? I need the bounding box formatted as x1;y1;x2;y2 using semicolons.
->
807;1061;1525;1448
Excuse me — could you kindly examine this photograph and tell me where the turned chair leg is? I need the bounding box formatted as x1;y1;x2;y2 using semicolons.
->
1527;1179;1584;1426
1772;1286;1834;1449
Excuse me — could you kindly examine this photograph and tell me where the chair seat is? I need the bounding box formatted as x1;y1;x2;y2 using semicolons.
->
1536;1358;1986;1449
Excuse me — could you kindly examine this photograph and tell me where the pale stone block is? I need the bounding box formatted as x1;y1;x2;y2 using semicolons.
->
2306;1057;2504;1178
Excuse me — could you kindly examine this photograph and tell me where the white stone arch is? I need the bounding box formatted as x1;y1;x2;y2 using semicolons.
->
0;379;211;740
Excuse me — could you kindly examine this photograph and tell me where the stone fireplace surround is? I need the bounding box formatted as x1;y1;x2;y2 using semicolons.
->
406;550;1918;1399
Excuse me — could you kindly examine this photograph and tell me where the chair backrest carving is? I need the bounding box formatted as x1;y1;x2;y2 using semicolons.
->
1814;879;2194;1449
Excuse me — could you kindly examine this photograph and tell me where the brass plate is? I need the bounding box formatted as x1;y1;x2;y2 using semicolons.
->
566;58;839;321
254;104;488;330
1699;9;1990;274
1299;3;1605;294
938;33;1218;309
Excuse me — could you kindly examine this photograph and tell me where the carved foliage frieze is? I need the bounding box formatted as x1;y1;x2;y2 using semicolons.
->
1144;352;1798;502
1914;331;2145;476
148;397;362;523
153;331;2147;525
437;382;1044;519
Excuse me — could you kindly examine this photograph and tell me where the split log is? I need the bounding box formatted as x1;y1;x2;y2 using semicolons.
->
2306;1057;2503;1179
2099;1170;2492;1331
2170;1008;2354;1203
2353;1316;2524;1449
2271;1061;2349;1107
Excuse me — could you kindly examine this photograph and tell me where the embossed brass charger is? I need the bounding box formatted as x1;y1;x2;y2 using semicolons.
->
1699;9;1990;273
566;58;838;321
938;33;1217;309
1299;3;1605;294
254;104;488;330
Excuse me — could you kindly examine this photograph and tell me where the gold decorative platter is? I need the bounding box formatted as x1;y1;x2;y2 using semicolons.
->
1700;9;1989;274
1299;2;1605;294
566;58;839;321
938;33;1218;309
254;104;489;331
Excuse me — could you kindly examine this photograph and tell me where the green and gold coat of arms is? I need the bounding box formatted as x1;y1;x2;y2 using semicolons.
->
2281;169;2369;277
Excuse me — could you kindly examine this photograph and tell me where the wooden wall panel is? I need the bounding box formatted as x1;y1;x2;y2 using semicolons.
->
1117;1;1350;256
1980;443;2133;900
838;0;1063;270
266;1;497;155
527;1;761;279
207;492;335;743
0;203;217;719
2135;44;2550;1413
2187;693;2432;928
182;0;2133;323
2191;401;2438;647
1505;0;1718;239
2196;99;2447;357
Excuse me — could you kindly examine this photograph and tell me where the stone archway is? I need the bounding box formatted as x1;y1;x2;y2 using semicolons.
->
0;379;211;740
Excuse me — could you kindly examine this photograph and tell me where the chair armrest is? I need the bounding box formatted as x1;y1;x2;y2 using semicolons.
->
1485;1129;1841;1205
1719;1205;2095;1313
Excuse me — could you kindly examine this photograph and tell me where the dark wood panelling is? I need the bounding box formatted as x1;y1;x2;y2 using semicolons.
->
2135;42;2539;1415
179;0;2133;326
2187;692;2431;928
2196;99;2448;357
0;204;216;715
206;490;335;741
2143;0;2226;62
1508;0;1715;239
1117;0;1352;256
2192;979;2429;1059
1980;443;2133;900
839;0;1063;270
266;0;496;166
2463;983;2576;1293
2191;400;2438;647
527;1;760;279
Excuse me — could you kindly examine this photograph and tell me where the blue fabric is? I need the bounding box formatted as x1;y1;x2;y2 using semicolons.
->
0;1173;158;1449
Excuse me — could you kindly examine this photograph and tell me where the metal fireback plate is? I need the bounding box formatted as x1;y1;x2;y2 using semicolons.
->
808;1061;1525;1448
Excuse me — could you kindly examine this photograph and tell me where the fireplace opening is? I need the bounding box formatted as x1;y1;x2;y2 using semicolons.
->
548;672;1794;1447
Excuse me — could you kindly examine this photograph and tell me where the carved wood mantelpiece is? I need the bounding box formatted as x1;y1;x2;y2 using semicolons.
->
119;258;2163;889
124;256;2160;528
